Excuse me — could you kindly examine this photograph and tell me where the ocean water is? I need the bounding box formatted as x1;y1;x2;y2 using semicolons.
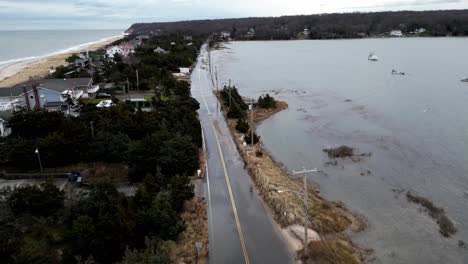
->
0;30;123;66
212;39;468;263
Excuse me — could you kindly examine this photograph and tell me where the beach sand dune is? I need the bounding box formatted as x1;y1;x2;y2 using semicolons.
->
0;36;122;88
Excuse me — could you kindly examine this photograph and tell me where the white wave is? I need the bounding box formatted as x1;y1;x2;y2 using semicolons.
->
0;34;123;68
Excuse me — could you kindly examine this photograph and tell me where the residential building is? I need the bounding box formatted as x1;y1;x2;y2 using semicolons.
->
179;67;191;74
0;112;12;138
154;47;168;54
246;28;255;38
74;58;89;68
0;78;95;112
416;28;427;34
220;31;231;39
106;44;135;59
357;32;368;38
390;30;403;37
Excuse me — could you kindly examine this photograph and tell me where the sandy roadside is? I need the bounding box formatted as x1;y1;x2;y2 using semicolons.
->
0;36;123;87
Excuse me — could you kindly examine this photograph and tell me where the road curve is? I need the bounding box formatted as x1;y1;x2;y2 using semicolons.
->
191;45;294;264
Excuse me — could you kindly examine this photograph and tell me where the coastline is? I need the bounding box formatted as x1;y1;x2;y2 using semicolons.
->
0;35;123;87
214;91;367;262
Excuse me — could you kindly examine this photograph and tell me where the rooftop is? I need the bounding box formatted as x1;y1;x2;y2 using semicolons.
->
0;78;92;97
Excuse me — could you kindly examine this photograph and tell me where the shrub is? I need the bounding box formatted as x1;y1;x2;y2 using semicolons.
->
235;119;250;134
244;131;260;145
257;94;277;109
323;146;354;158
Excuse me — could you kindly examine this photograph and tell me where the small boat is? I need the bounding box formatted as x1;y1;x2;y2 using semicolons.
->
392;69;405;75
368;52;379;61
461;77;468;82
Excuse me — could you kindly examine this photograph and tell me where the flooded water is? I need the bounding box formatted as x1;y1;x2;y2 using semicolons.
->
211;38;468;263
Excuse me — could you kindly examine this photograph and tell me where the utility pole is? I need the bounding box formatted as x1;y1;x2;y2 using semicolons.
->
90;121;95;138
127;78;131;100
291;168;318;263
250;98;254;146
215;66;219;92
136;69;139;92
35;148;43;174
228;79;232;110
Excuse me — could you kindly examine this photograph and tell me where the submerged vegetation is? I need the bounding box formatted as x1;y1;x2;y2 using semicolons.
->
323;146;355;158
406;192;457;237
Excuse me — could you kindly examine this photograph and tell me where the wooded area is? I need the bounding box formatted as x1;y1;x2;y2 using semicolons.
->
0;35;204;263
127;10;468;39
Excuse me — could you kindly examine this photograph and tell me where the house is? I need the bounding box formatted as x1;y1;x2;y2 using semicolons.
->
220;31;231;39
172;67;191;81
106;46;123;59
390;30;403;37
0;111;12;138
179;67;191;74
183;35;193;41
106;44;135;59
357;32;368;38
154;47;168;54
246;28;255;38
137;35;150;41
74;58;89;68
416;28;427;34
0;78;95;112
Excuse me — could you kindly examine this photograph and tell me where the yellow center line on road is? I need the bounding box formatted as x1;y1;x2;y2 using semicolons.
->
197;66;250;264
210;118;250;264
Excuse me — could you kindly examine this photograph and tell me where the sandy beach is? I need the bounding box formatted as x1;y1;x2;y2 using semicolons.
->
0;35;123;87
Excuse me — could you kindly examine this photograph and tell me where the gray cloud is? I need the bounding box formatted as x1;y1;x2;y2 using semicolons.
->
348;0;464;10
0;0;467;30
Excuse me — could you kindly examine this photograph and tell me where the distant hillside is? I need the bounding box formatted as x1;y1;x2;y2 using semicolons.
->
127;9;468;40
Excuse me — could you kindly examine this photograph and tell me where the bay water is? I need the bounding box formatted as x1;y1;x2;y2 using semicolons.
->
212;38;468;263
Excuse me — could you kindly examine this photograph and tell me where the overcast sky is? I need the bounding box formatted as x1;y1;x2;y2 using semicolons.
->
1;0;467;30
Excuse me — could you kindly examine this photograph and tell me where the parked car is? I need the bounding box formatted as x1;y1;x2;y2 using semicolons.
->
96;93;112;98
96;100;114;108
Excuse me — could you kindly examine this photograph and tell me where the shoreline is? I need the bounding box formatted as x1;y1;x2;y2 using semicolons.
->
0;35;123;87
214;91;368;262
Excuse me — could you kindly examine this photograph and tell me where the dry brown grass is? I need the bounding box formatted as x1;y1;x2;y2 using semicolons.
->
299;240;361;264
165;197;209;264
220;100;366;262
254;101;288;123
44;162;128;183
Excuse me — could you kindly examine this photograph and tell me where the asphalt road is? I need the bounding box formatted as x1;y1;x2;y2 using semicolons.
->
191;45;293;264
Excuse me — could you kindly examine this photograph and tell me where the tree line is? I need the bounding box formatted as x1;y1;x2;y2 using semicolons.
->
127;9;468;39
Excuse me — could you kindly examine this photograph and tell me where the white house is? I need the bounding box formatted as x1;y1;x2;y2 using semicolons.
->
106;44;135;59
416;28;427;34
0;117;11;137
390;30;403;37
220;31;231;39
154;47;168;54
106;46;123;59
179;67;191;74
